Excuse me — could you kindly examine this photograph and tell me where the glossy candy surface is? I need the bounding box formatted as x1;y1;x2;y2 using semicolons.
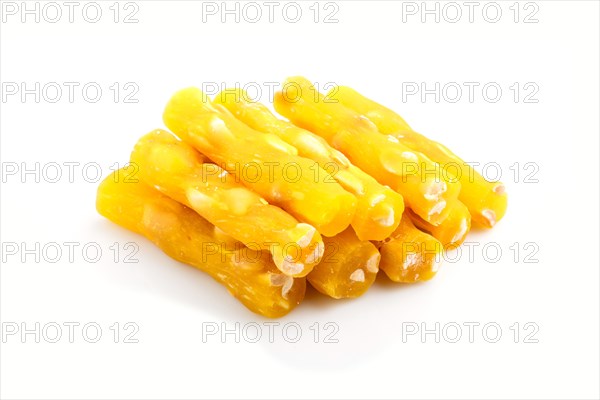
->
97;170;306;318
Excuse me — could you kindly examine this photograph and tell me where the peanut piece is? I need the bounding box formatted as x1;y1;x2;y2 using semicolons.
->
407;199;471;248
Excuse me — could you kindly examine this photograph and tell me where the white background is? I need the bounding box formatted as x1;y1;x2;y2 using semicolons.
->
1;1;599;399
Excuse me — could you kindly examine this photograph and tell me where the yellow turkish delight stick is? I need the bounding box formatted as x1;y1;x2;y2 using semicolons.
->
213;89;404;241
406;199;471;248
376;215;443;283
96;170;306;318
273;77;459;226
163;87;357;237
307;227;380;299
130;130;324;278
329;85;507;228
329;86;413;133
